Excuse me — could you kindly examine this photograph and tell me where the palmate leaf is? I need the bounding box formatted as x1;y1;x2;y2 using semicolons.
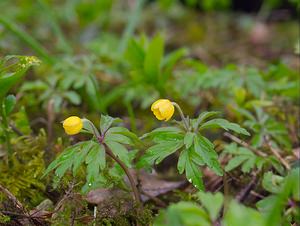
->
85;143;106;184
177;147;205;190
185;156;204;190
137;140;184;168
100;114;122;134
140;126;184;140
105;140;130;167
184;132;196;149
199;118;250;136
194;135;223;176
42;145;78;177
105;126;140;145
192;111;220;130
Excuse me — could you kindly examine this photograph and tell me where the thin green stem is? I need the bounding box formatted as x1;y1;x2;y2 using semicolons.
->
172;102;190;131
0;99;12;165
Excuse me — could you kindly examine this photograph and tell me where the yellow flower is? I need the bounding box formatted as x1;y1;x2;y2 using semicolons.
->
151;99;174;121
62;116;83;135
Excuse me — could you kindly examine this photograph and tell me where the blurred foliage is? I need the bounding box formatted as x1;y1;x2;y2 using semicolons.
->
0;0;298;225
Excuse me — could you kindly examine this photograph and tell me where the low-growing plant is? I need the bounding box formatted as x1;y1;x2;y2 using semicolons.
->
138;99;249;189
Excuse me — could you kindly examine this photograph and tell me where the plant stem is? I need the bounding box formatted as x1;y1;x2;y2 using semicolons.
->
103;143;142;206
172;102;189;131
0;100;12;164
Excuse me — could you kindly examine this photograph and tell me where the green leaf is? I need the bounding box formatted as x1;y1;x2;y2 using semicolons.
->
105;127;139;145
85;143;106;183
72;141;93;175
63;91;81;105
241;158;256;173
4;94;16;115
0;56;40;99
225;155;249;172
154;202;211;226
100;115;121;134
193;111;220;130
137;141;184;168
184;132;195;149
197;192;224;221
125;38;145;68
144;34;164;82
200;118;250;136
105;141;130;167
194;136;223;176
224;201;266;226
177;149;188;174
185;157;204;190
141;127;183;140
43;145;79;177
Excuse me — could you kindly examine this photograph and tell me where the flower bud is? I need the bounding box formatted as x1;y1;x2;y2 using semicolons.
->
151;99;174;121
63;116;83;135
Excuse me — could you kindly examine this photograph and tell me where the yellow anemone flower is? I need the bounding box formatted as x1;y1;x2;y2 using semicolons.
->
62;116;83;135
151;99;174;121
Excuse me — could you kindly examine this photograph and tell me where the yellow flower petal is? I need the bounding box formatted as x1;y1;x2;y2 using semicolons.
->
151;99;174;121
63;116;83;135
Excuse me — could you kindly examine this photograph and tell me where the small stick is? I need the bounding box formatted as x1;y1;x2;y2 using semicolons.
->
140;190;167;207
236;173;257;202
224;132;267;157
264;136;291;170
0;184;25;212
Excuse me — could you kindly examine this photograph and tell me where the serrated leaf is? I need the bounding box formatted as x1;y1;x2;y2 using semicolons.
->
200;118;250;136
177;149;188;174
4;94;16;115
193;111;220;130
86;143;106;183
194;136;223;176
185;157;204;190
43;145;79;177
105;126;139;145
184;132;195;149
100;115;115;134
72;141;93;175
141;127;183;140
137;141;184;168
105;140;130;167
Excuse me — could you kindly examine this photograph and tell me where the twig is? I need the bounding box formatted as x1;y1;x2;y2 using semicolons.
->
264;136;291;170
224;132;267;157
9;123;24;136
140;190;167;208
250;191;265;199
0;184;25;212
236;173;257;202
